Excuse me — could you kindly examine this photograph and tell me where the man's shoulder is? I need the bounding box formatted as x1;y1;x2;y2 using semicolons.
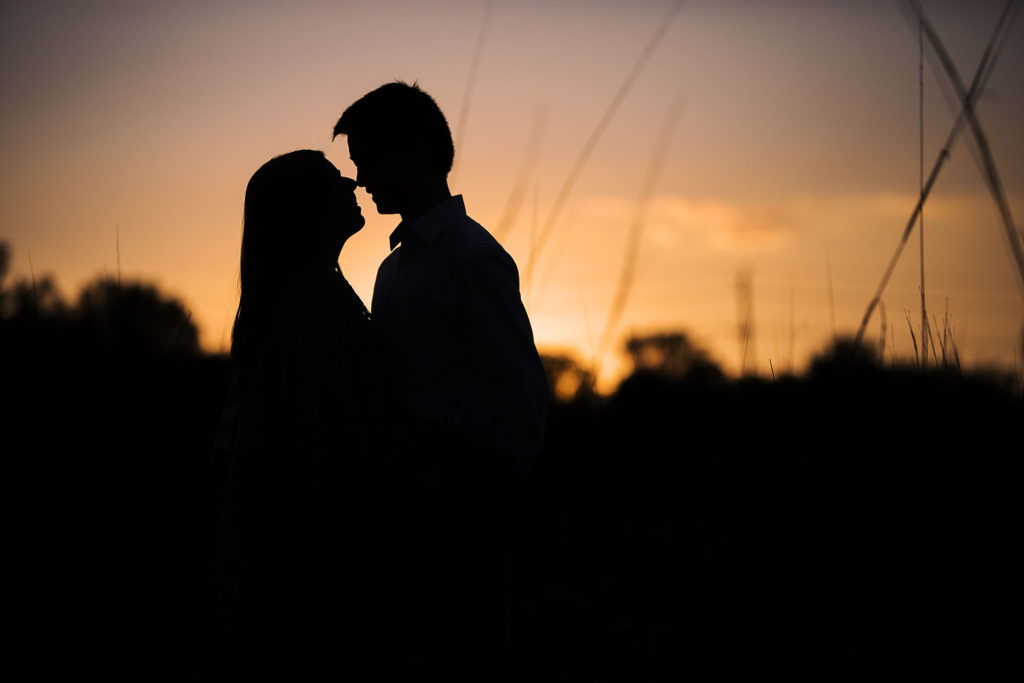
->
442;212;513;264
376;244;401;273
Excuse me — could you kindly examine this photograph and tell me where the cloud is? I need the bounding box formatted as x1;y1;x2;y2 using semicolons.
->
577;194;802;251
717;203;801;249
574;190;1015;253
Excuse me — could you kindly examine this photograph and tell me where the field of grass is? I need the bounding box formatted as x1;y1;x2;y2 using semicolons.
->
3;287;1019;676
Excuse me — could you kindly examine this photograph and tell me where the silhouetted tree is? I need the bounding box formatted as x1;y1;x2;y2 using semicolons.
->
808;335;880;377
7;274;67;320
0;242;199;359
0;242;68;321
75;277;199;357
540;353;596;403
624;331;723;383
0;245;69;376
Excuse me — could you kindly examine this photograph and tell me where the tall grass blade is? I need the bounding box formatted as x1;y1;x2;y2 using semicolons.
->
594;100;683;381
826;252;837;340
890;324;897;366
879;300;888;357
905;308;920;368
950;325;961;372
787;279;795;372
578;283;596;364
904;0;1024;303
929;313;942;365
524;0;686;288
855;2;1014;343
737;269;756;376
941;298;950;367
525;182;539;306
918;14;929;369
450;0;495;188
28;250;38;315
493;106;548;241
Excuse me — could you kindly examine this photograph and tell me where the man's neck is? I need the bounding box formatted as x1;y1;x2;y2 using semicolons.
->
399;181;452;225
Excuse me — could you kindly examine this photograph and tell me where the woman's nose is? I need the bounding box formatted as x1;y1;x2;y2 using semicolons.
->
340;176;358;190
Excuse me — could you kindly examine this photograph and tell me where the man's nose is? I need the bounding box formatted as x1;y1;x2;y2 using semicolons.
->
340;176;357;191
354;168;367;188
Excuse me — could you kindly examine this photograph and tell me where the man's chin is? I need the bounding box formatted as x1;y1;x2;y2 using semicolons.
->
371;197;400;215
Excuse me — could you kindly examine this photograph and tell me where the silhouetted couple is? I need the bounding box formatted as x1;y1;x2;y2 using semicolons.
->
212;82;549;679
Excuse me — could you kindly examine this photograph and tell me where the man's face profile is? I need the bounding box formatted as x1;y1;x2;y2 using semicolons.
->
348;135;412;216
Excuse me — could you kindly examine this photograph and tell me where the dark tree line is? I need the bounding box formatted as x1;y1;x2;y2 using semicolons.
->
1;241;199;359
3;237;1020;678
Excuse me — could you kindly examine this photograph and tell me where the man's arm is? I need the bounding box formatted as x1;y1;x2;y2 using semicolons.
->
454;248;549;478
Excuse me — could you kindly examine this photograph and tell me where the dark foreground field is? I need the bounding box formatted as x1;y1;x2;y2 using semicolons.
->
4;310;1020;678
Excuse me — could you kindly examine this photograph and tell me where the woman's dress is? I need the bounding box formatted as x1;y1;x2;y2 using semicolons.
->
211;268;380;672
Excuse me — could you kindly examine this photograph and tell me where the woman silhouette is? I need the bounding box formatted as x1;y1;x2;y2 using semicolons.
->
211;150;381;675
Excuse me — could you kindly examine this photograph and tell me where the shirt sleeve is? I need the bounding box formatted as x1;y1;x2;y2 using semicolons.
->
453;248;550;477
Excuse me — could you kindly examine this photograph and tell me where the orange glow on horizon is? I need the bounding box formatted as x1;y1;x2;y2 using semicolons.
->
1;1;1021;391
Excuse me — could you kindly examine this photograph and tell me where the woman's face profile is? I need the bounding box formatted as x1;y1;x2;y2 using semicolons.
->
324;170;364;261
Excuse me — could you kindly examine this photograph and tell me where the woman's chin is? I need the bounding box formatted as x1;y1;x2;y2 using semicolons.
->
339;216;365;246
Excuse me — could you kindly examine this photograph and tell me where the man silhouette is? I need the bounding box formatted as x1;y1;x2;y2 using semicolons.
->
333;81;548;678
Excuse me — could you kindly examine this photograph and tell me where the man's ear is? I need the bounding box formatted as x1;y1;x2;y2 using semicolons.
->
409;140;437;174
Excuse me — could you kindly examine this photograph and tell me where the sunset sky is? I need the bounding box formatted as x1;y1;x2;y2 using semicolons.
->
2;0;1022;388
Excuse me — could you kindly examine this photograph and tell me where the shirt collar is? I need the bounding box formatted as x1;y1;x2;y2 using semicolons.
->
388;195;466;250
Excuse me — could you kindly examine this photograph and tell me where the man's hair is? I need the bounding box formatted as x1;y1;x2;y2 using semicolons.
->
333;81;455;175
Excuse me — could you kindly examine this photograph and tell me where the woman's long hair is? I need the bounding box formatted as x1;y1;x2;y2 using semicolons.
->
231;150;340;370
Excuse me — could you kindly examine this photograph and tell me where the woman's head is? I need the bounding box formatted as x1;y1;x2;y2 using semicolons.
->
241;150;362;289
233;150;363;364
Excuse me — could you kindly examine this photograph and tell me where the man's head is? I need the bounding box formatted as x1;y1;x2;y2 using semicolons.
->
333;81;454;216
